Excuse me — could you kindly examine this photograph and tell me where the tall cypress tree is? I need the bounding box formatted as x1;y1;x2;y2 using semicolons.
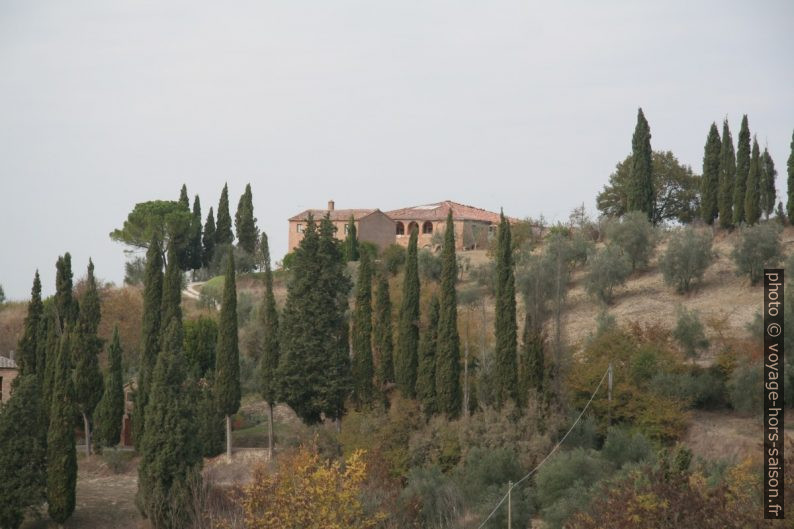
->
787;131;794;224
435;212;462;418
519;317;545;403
188;195;203;270
136;320;202;528
416;295;439;416
352;250;374;406
733;115;751;224
215;183;234;246
216;247;241;459
47;331;77;526
761;147;778;220
18;271;43;376
178;184;190;210
73;259;104;456
745;137;762;225
161;241;183;337
344;216;359;262
627;108;654;222
95;326;125;449
257;233;280;459
41;304;59;424
701;123;721;225
55;253;78;328
396;227;420;398
202;207;216;267
718;119;736;229
134;235;163;445
373;273;395;388
494;211;518;408
234;183;258;254
0;374;47;529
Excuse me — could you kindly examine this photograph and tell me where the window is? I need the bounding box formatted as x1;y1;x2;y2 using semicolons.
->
344;223;353;234
422;221;433;234
407;221;419;235
297;223;304;233
396;222;405;235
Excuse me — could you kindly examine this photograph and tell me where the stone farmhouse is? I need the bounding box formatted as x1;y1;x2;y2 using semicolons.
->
0;355;19;403
288;200;503;252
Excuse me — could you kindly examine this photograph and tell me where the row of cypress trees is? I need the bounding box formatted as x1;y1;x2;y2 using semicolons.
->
0;256;126;528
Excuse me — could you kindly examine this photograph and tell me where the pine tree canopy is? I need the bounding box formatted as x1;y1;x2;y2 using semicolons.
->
733;114;751;224
216;247;241;417
627;108;654;222
701;123;721;224
258;232;280;406
351;250;374;406
110;200;192;255
203;206;217;267
494;211;518;408
718;119;736;229
18;270;43;376
373;272;395;388
396;226;420;398
215;183;234;246
435;212;462;418
234;183;258;254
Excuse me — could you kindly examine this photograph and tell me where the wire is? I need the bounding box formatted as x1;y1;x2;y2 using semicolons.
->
474;367;610;529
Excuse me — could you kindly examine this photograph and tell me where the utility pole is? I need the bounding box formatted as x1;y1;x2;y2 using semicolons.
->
507;481;512;529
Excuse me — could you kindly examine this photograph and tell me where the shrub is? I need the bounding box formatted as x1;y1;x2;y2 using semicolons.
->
672;306;709;362
399;466;462;529
649;369;727;409
584;245;631;304
727;360;762;414
381;244;406;276
418;249;442;282
661;227;713;293
601;427;653;469
569;231;595;267
605;211;657;271
731;222;783;285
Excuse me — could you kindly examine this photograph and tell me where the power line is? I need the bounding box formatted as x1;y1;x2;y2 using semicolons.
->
474;367;610;529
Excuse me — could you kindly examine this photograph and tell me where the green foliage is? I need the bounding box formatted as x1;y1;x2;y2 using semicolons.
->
418;248;442;281
435;212;461;418
584;245;631;304
17;270;43;376
649;369;727;409
215;183;234;246
110;200;192;256
197;375;225;458
398;466;462;529
187;195;203;270
731;222;782;285
601;427;653;468
605;211;656;271
257;233;280;406
727;359;762;414
701;123;721;224
183;316;218;378
493;212;518;408
627;108;654;222
352;251;374;406
373;273;395;387
597;150;699;225
381;244;406;276
0;375;46;529
416;295;439;416
718;119;736;228
95;327;125;448
0;284;4;305
55;252;79;327
660;227;714;293
124;256;146;286
202;207;216;267
396;227;420;398
234;183;258;255
744;138;762;225
733;115;751;224
672;307;709;361
344;216;359;262
47;332;77;525
216;247;241;419
761;146;777;219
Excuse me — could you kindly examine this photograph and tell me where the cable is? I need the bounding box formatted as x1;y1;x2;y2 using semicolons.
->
474;367;609;529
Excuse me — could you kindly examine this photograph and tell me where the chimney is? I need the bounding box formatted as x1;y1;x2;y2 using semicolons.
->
328;200;335;211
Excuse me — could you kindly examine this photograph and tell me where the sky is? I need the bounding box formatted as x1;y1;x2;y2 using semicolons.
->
1;0;793;300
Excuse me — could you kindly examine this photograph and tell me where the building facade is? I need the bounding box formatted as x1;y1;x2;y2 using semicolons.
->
0;355;19;403
288;201;396;251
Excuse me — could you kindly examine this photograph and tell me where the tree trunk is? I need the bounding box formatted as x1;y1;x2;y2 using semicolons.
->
226;414;232;460
82;412;91;457
267;402;274;460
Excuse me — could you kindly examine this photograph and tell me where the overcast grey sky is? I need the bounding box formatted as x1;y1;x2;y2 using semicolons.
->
1;0;793;300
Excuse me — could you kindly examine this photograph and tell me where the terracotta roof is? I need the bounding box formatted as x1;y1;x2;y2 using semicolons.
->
0;356;18;369
386;200;503;223
289;208;378;222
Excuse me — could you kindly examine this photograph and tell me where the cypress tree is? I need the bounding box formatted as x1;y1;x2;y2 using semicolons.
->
788;130;794;223
761;147;777;220
435;212;462;418
178;184;189;210
184;316;218;378
396;227;420;397
188;195;203;271
73;259;104;456
718;119;736;229
351;250;374;406
55;253;78;328
416;295;439;416
161;241;183;338
494;211;518;408
136;320;202;528
0;374;47;529
134;235;163;445
216;246;241;459
202;207;216;267
257;233;280;459
701;123;721;225
47;331;77;526
733;115;751;224
41;303;59;424
373;272;395;388
745;137;762;225
215;183;234;246
234;183;258;254
95;326;125;448
36;300;53;388
627;108;654;222
344;215;359;262
18;270;43;376
197;372;225;458
519;319;545;403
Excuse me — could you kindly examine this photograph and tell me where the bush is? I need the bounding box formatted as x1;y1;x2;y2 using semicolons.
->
418;249;442;282
381;244;405;276
569;231;595;267
649;369;727;409
584;245;631;304
605;211;657;271
399;466;462;529
731;222;783;285
601;428;653;469
672;306;709;362
727;360;762;414
661;227;714;293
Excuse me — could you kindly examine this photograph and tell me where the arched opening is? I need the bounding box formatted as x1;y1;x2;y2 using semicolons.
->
396;222;405;235
422;221;433;234
407;221;419;234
